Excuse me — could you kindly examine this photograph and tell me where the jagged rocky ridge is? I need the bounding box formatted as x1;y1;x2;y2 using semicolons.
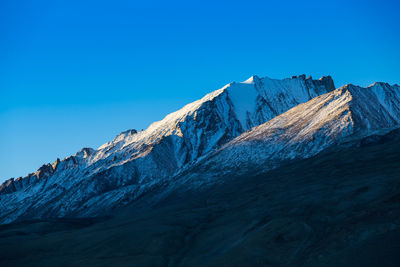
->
1;75;399;224
0;148;95;195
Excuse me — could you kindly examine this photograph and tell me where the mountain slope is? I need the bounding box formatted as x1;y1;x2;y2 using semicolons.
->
0;74;335;223
2;131;400;266
168;82;400;188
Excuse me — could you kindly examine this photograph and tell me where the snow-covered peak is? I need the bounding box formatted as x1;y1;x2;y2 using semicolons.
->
191;82;400;179
241;75;260;84
90;74;335;165
1;74;336;194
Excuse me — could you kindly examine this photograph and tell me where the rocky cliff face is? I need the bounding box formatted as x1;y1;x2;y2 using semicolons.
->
2;74;399;224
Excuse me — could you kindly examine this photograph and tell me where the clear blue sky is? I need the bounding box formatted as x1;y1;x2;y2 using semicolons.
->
1;0;399;181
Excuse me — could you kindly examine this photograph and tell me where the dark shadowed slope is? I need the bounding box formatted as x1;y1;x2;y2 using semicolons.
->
1;130;400;266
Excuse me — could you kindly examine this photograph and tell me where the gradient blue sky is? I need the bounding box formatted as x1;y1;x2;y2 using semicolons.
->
1;0;399;181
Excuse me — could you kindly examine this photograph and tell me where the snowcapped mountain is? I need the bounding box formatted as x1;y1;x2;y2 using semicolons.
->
1;74;399;224
0;74;334;223
179;82;400;186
